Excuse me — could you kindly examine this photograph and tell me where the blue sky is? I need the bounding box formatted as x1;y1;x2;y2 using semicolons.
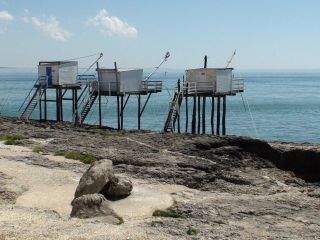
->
1;0;320;69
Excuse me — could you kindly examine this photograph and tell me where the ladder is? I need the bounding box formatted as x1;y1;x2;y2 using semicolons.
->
76;81;99;125
163;90;183;132
19;78;46;121
79;94;98;124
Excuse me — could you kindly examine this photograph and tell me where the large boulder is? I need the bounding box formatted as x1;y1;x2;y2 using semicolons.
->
71;159;133;221
101;177;133;199
71;193;121;224
74;159;115;198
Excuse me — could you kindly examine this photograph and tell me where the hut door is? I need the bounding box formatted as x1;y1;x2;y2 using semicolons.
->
46;66;52;85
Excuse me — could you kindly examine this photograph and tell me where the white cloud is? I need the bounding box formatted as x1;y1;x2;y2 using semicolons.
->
25;15;72;42
0;10;13;22
88;9;137;38
0;10;13;33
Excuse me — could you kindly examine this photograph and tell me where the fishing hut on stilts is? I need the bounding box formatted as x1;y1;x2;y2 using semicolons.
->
75;52;170;129
19;61;81;122
164;53;244;135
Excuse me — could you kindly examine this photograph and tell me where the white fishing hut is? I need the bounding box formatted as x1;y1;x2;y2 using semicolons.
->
96;68;162;95
185;68;242;95
38;61;78;86
96;68;143;94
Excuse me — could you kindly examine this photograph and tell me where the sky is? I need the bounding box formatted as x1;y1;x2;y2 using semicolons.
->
1;0;320;70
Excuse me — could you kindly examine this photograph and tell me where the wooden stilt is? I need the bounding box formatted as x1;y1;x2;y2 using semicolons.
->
59;88;63;121
211;96;214;135
39;87;42;121
121;95;124;130
185;82;188;133
44;87;47;121
72;89;75;115
216;97;221;135
97;61;102;129
222;96;226;135
98;92;102;128
177;79;181;133
202;96;206;134
56;89;60;121
74;89;78;125
192;96;196;134
197;96;201;134
117;96;120;130
138;94;141;130
202;55;207;134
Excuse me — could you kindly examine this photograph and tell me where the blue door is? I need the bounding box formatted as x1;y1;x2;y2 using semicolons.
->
46;66;52;85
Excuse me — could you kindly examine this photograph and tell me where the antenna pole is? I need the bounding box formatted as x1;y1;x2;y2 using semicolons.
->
226;50;236;68
145;51;170;80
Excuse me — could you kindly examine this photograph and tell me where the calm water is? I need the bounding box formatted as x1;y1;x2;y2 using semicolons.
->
0;68;319;143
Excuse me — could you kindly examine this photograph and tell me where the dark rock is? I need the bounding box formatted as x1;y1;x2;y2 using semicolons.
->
70;193;121;223
101;177;133;200
74;159;116;198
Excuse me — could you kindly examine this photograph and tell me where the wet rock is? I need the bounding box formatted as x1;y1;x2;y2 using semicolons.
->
101;177;133;200
74;159;115;198
70;193;121;223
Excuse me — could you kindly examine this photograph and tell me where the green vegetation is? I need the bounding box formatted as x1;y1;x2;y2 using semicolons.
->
54;150;66;156
55;150;97;164
186;228;198;236
0;135;27;145
32;146;42;153
116;217;124;225
152;209;182;218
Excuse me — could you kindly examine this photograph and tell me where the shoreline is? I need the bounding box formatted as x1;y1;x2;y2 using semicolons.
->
0;117;320;239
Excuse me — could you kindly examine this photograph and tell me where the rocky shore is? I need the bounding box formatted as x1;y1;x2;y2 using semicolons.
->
0;117;320;239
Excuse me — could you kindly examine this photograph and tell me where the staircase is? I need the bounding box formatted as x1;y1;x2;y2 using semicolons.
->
79;94;98;124
76;81;98;125
19;78;46;121
163;90;183;132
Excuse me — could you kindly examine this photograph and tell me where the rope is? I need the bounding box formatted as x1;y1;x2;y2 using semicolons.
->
63;53;102;61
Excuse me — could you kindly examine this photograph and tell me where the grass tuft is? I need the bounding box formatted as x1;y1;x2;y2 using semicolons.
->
186;227;198;235
152;209;182;218
116;217;124;225
0;135;27;145
32;147;42;153
55;150;97;164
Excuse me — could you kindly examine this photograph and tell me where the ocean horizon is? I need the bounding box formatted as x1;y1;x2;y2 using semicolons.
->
1;68;319;144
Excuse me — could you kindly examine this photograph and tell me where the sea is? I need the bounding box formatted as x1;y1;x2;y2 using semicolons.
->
0;68;319;144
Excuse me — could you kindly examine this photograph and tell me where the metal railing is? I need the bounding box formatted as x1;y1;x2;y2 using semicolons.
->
18;76;47;113
182;81;215;95
74;80;99;122
232;78;244;92
77;74;97;84
141;80;162;92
